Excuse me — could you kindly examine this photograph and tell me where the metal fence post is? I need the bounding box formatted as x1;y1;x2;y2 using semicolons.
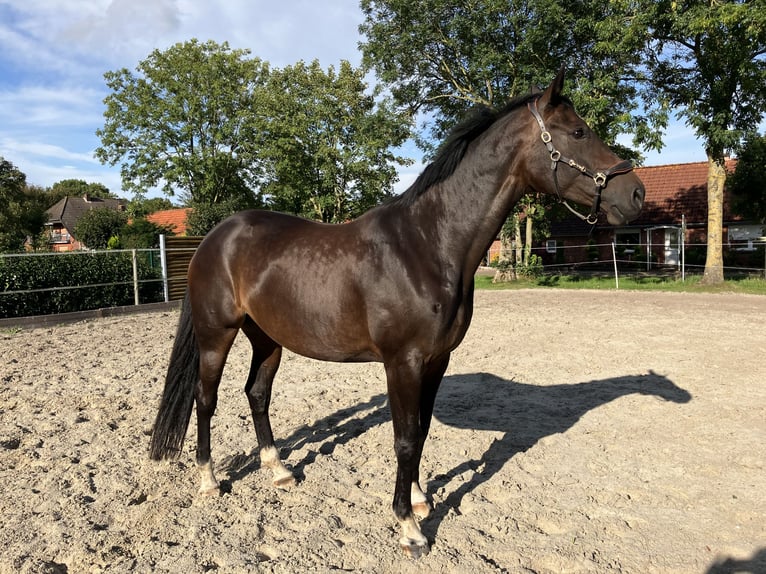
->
159;234;169;303
132;249;139;305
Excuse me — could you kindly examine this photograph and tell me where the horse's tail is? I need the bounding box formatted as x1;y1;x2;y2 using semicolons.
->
149;291;199;460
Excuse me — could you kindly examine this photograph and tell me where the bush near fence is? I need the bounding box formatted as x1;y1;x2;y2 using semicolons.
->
0;251;164;319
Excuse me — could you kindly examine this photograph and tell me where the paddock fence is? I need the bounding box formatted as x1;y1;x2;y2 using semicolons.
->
486;238;766;284
0;235;202;324
2;236;765;325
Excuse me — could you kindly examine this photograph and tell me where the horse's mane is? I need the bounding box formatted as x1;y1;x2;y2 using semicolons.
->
392;92;541;207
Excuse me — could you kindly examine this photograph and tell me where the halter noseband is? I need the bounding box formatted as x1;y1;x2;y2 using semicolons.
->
528;96;634;225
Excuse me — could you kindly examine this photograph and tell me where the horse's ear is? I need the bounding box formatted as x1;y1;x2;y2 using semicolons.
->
539;67;566;108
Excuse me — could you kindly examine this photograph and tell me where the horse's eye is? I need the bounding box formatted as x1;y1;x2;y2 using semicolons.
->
573;127;586;139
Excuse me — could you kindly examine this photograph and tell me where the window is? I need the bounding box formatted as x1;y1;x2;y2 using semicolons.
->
546;240;557;253
615;230;640;245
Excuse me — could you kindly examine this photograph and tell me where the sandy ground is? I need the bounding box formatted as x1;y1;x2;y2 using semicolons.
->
1;289;764;574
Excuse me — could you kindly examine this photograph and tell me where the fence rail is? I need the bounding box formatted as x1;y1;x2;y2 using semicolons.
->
487;239;766;281
2;237;765;321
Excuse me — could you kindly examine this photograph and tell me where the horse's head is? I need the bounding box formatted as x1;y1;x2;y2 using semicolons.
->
525;69;644;225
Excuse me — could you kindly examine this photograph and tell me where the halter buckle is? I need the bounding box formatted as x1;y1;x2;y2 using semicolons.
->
593;172;607;187
540;131;552;144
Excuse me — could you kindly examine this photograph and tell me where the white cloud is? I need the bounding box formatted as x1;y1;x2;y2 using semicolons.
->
0;137;98;164
0;85;105;128
61;0;182;65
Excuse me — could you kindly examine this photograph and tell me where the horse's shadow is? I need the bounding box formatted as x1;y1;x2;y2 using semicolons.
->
423;371;691;538
706;548;766;574
222;371;691;539
222;393;391;487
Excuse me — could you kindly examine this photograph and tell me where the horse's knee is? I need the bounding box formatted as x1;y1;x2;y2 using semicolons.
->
246;388;270;415
393;437;419;461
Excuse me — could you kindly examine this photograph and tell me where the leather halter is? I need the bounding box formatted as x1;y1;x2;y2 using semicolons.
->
528;96;634;225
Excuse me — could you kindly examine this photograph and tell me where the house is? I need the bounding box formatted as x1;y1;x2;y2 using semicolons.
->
536;159;764;269
145;208;191;236
45;195;128;251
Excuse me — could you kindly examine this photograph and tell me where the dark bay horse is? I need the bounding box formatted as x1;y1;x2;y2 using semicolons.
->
149;69;645;558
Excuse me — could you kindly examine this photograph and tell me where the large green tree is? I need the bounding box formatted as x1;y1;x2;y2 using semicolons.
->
359;0;665;277
96;39;268;206
258;60;412;222
359;0;664;154
97;40;413;227
639;0;766;284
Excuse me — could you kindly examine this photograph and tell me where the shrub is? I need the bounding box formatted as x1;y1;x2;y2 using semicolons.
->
0;251;163;319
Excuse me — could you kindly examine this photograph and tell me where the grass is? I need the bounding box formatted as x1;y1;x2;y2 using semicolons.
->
475;272;766;295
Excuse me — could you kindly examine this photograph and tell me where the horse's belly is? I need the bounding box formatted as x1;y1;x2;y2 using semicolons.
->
251;309;382;364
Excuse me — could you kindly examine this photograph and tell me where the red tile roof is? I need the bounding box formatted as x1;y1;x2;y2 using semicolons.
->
633;159;738;226
146;208;191;235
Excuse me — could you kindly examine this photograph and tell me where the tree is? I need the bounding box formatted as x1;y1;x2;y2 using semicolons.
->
127;196;177;218
359;0;663;280
640;0;766;283
47;179;115;206
74;208;128;250
258;60;412;222
119;218;175;249
185;198;249;235
729;132;766;224
0;158;47;252
96;39;269;206
359;0;663;155
0;157;29;252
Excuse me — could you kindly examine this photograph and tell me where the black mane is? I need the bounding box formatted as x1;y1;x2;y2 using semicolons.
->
394;92;540;206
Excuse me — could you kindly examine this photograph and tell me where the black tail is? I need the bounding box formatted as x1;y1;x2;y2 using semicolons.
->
149;291;199;460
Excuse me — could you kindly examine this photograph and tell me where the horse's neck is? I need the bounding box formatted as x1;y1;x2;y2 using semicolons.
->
407;130;526;278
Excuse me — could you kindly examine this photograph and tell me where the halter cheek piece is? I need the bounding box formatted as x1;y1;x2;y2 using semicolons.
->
528;96;634;225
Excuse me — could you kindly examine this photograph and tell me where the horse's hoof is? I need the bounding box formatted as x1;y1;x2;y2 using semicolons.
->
273;474;296;489
412;501;431;520
400;538;430;559
198;485;220;497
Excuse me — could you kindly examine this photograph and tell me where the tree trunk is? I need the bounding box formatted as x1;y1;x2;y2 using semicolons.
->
524;212;534;267
493;216;517;282
701;156;726;285
514;215;523;266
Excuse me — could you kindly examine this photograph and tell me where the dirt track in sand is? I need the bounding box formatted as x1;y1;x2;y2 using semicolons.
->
1;289;764;573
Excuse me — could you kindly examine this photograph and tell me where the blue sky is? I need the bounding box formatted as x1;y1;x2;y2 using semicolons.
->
0;0;711;201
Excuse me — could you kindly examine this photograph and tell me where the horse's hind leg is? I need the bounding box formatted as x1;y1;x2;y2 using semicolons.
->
195;326;239;495
241;318;295;488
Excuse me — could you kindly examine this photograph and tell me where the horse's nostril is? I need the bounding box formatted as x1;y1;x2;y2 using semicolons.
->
633;186;645;206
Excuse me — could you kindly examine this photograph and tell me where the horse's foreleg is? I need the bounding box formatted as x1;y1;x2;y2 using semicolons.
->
243;326;295;489
385;358;432;558
410;353;449;520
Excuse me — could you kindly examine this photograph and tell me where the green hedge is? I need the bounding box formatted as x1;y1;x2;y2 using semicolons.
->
0;251;164;319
